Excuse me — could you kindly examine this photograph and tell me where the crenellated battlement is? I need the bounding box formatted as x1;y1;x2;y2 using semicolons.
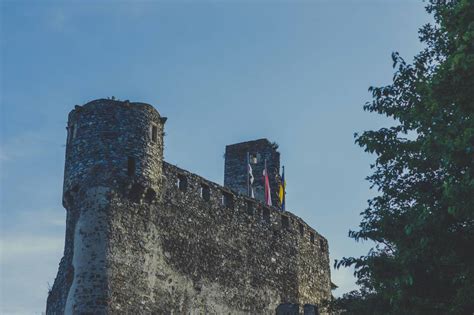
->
163;162;329;254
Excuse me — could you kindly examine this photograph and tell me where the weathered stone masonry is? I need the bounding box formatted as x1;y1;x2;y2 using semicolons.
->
224;139;282;207
46;99;331;314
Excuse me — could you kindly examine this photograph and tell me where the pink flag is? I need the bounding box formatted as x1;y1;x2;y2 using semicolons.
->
263;161;272;206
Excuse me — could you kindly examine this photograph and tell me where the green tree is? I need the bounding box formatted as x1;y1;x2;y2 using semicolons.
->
335;1;474;314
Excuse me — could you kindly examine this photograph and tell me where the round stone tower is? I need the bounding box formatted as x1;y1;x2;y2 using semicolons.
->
47;99;166;314
63;98;165;199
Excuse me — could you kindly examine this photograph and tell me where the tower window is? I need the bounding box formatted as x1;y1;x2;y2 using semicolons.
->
68;124;76;144
310;232;315;244
246;201;255;215
262;208;270;223
144;188;156;203
320;239;326;252
249;153;258;164
151;124;158;143
200;183;210;201
127;157;136;176
222;191;234;209
299;223;304;237
177;174;187;191
281;215;289;229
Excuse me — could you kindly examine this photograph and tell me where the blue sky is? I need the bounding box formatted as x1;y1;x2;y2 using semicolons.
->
1;1;430;313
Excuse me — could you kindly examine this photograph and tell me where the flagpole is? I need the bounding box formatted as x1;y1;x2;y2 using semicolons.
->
283;165;285;210
247;152;250;197
264;158;267;204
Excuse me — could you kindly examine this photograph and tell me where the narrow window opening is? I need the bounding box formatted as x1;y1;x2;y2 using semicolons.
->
262;208;270;223
320;239;326;252
151;125;158;143
281;215;289;229
144;188;156;203
246;201;255;215
68;124;76;144
177;174;187;192
250;153;258;164
310;232;315;244
222;191;234;209
127;157;136;176
299;223;304;237
200;183;210;201
129;183;145;203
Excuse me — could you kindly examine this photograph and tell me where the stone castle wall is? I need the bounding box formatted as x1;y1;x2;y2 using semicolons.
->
46;99;331;314
152;162;331;313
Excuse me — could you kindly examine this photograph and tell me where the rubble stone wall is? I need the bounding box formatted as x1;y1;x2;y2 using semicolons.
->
46;99;331;315
152;162;332;313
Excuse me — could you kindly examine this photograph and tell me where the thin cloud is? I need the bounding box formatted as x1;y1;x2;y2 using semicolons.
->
0;236;63;262
332;267;359;297
0;132;51;161
1;208;65;314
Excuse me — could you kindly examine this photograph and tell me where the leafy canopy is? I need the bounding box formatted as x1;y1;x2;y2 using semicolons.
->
335;1;474;314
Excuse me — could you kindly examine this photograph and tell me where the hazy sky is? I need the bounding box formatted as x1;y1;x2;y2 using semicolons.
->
1;1;430;313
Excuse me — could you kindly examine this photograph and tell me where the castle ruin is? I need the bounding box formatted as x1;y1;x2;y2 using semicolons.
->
46;99;331;314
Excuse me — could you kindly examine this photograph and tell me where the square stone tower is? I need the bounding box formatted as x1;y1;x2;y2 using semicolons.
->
224;138;281;207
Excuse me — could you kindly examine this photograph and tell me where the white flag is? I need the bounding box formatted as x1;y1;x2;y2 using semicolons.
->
248;164;254;184
248;163;255;198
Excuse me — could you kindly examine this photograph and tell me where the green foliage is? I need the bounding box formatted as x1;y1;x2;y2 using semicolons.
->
328;289;391;315
335;1;474;314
